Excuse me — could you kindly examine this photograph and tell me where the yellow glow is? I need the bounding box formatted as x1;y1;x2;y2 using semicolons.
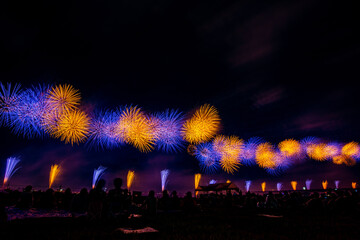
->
255;143;276;169
278;139;301;157
53;109;90;145
195;174;201;197
214;135;243;174
342;142;360;157
306;143;328;161
182;104;220;144
352;182;357;189
116;106;156;152
261;182;266;192
291;181;297;191
127;170;135;190
49;164;60;189
322;180;328;190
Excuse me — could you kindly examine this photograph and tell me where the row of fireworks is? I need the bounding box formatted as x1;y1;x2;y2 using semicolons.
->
2;157;357;193
1;83;360;175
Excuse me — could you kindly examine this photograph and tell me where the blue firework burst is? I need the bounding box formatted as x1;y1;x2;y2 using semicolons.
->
153;109;185;153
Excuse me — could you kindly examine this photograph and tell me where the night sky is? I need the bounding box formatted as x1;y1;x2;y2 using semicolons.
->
1;0;360;193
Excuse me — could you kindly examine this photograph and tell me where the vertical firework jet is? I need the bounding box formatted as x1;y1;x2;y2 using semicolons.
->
161;169;170;191
49;164;60;189
92;166;107;189
3;157;21;187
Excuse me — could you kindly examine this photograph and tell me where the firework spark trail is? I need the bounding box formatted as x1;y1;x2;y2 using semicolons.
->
277;183;282;191
245;181;251;192
305;179;312;190
127;170;135;190
49;164;61;189
3;157;21;187
161;169;170;192
261;182;266;192
322;180;328;190
92;166;107;189
291;181;297;191
334;180;340;189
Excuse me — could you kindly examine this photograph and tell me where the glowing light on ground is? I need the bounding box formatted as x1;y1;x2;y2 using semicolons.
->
3;157;21;187
161;169;170;191
92;166;106;189
291;181;297;191
322;180;328;190
245;181;251;192
127;170;135;190
181;104;220;144
49;164;60;189
306;179;312;190
261;182;266;192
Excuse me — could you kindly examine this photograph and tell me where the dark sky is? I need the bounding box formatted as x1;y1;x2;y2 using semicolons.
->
1;0;360;193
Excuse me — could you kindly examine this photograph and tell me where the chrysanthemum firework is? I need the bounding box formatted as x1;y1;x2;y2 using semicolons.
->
181;104;220;144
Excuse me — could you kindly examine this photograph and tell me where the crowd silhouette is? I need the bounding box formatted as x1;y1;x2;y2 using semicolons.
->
1;178;360;223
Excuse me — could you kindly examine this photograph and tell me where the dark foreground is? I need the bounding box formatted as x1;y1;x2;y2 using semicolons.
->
1;209;360;240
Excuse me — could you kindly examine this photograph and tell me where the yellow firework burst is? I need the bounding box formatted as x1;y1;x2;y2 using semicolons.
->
182;104;220;144
54;109;90;145
278;139;301;157
49;164;60;189
116;106;156;152
342;142;360;157
214;135;243;174
255;143;277;169
46;84;81;113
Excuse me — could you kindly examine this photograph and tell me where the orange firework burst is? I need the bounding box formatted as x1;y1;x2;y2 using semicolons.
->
342;142;360;158
306;143;329;161
255;143;277;169
116;106;156;152
49;164;60;189
46;84;81;113
278;139;301;157
53;109;90;145
182;104;220;144
213;135;243;174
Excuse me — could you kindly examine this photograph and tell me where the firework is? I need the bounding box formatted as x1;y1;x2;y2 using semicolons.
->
255;143;277;169
49;164;60;189
352;182;357;189
322;180;328;190
305;179;312;190
10;85;50;138
0;82;22;126
161;169;170;191
291;181;297;191
92;166;106;189
334;180;340;189
181;104;220;144
342;142;360;159
241;137;263;166
277;183;282;192
209;179;217;184
245;181;251;192
127;170;135;190
116;106;156;152
278;139;302;157
195;173;201;197
153;109;185;152
194;143;220;173
87;110;122;149
3;157;21;187
53;109;90;145
261;182;266;192
213;135;244;174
